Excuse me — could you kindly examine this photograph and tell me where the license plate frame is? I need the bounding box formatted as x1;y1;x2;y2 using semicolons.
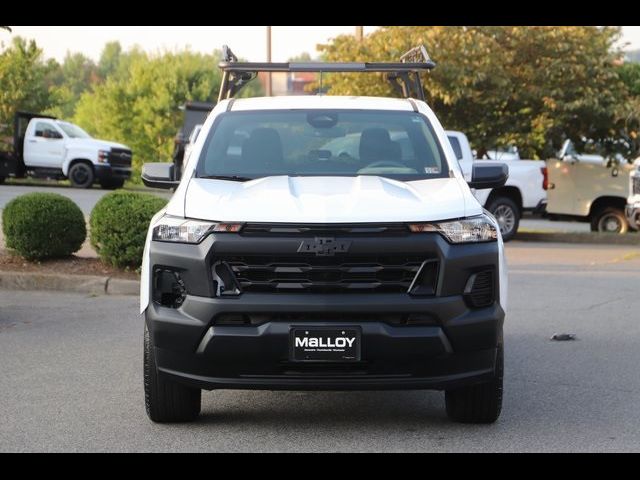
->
290;327;361;363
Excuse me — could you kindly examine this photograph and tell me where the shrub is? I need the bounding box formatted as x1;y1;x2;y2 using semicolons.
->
2;193;86;260
90;191;167;268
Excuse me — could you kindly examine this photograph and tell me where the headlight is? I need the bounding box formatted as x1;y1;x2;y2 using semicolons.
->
152;215;242;244
409;214;498;243
97;150;110;163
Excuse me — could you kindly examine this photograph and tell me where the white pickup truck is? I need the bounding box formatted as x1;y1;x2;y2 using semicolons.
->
0;111;132;189
446;131;546;240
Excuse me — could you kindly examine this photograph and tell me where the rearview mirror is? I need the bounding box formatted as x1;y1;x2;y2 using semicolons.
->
141;163;179;190
468;163;508;190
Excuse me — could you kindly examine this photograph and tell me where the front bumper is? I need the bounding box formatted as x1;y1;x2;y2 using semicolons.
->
626;202;640;230
147;293;503;391
145;231;504;391
94;164;131;180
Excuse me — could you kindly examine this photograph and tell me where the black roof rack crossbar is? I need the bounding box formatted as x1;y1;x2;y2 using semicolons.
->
217;45;435;103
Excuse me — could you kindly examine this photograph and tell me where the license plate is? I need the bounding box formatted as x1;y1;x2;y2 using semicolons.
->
291;328;361;362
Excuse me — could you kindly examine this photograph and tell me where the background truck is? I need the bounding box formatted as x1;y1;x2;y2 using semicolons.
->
545;139;635;233
446;130;546;241
0;111;132;189
626;159;640;230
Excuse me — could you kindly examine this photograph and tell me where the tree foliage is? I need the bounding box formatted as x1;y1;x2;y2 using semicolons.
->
0;37;55;141
320;26;639;160
74;48;263;178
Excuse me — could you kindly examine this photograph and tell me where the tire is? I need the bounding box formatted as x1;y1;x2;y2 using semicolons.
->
99;178;125;190
445;344;503;424
144;323;201;423
68;162;95;189
486;197;520;242
590;207;628;234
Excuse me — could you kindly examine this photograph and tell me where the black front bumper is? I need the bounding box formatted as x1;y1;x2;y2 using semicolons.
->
146;231;504;391
94;164;131;180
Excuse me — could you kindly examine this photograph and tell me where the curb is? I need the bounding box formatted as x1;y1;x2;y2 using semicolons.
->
515;231;640;245
0;271;139;296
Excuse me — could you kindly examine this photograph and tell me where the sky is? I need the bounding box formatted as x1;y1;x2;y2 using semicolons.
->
2;26;640;62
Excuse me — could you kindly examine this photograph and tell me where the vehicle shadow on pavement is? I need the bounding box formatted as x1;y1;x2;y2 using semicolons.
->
196;390;463;428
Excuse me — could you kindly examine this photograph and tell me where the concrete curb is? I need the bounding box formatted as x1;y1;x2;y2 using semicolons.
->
515;230;640;245
0;271;139;296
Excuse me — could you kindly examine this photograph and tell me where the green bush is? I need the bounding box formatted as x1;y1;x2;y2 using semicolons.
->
90;191;167;268
2;193;86;260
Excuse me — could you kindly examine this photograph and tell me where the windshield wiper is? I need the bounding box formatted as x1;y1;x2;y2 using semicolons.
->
198;175;254;182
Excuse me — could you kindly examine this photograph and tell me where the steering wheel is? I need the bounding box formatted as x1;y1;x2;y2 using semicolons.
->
361;160;407;169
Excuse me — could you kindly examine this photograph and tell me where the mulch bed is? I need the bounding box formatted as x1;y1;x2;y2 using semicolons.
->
0;250;139;280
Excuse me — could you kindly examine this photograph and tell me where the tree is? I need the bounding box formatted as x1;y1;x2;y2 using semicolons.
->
0;37;55;139
47;52;99;118
319;26;637;161
74;49;223;178
98;41;123;79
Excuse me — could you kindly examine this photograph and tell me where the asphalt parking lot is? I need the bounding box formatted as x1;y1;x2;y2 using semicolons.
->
1;242;639;452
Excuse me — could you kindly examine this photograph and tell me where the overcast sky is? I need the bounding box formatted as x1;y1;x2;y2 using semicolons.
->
2;26;640;62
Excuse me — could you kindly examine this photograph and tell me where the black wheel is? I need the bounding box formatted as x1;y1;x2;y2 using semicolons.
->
144;323;201;423
445;344;503;424
68;162;95;188
590;207;628;234
487;197;520;242
99;178;125;190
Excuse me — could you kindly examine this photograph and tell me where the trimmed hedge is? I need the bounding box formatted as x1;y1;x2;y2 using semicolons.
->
90;191;167;268
2;193;86;260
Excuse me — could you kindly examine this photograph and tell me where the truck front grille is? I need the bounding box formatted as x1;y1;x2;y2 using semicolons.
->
633;175;640;196
108;148;132;167
217;255;435;294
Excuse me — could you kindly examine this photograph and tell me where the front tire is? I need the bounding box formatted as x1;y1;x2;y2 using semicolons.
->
144;324;201;423
591;207;628;234
445;344;503;424
486;197;520;242
68;162;95;188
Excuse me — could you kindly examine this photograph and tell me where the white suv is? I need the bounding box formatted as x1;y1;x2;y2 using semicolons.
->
139;46;508;424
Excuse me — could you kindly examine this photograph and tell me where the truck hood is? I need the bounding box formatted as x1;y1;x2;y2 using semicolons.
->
178;175;479;223
66;138;130;151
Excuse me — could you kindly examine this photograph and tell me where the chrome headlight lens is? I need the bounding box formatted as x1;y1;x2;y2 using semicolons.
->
152;215;242;244
409;214;498;243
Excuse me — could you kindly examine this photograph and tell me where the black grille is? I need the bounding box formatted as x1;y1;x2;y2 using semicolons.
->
219;255;432;294
464;270;495;308
108;148;132;167
633;176;640;196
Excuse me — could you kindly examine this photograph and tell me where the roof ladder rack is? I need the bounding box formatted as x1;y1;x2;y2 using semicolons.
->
217;44;435;103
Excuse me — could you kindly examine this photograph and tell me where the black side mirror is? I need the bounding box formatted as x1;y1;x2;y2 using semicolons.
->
141;163;179;190
468;162;508;190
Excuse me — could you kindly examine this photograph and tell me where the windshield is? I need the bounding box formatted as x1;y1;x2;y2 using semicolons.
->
196;110;449;181
57;121;91;139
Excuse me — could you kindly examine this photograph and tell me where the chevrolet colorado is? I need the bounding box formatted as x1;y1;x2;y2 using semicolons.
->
140;46;509;424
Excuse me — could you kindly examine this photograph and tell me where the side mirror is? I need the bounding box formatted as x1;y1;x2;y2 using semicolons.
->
141;163;179;190
468;162;508;190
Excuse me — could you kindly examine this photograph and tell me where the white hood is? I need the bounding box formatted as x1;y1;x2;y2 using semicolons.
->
66;138;129;150
176;175;479;223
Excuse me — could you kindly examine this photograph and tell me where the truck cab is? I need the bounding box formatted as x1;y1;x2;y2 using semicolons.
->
0;112;132;189
545;139;634;233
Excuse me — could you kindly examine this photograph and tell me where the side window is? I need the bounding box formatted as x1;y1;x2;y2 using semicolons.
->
34;122;62;139
448;136;463;161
